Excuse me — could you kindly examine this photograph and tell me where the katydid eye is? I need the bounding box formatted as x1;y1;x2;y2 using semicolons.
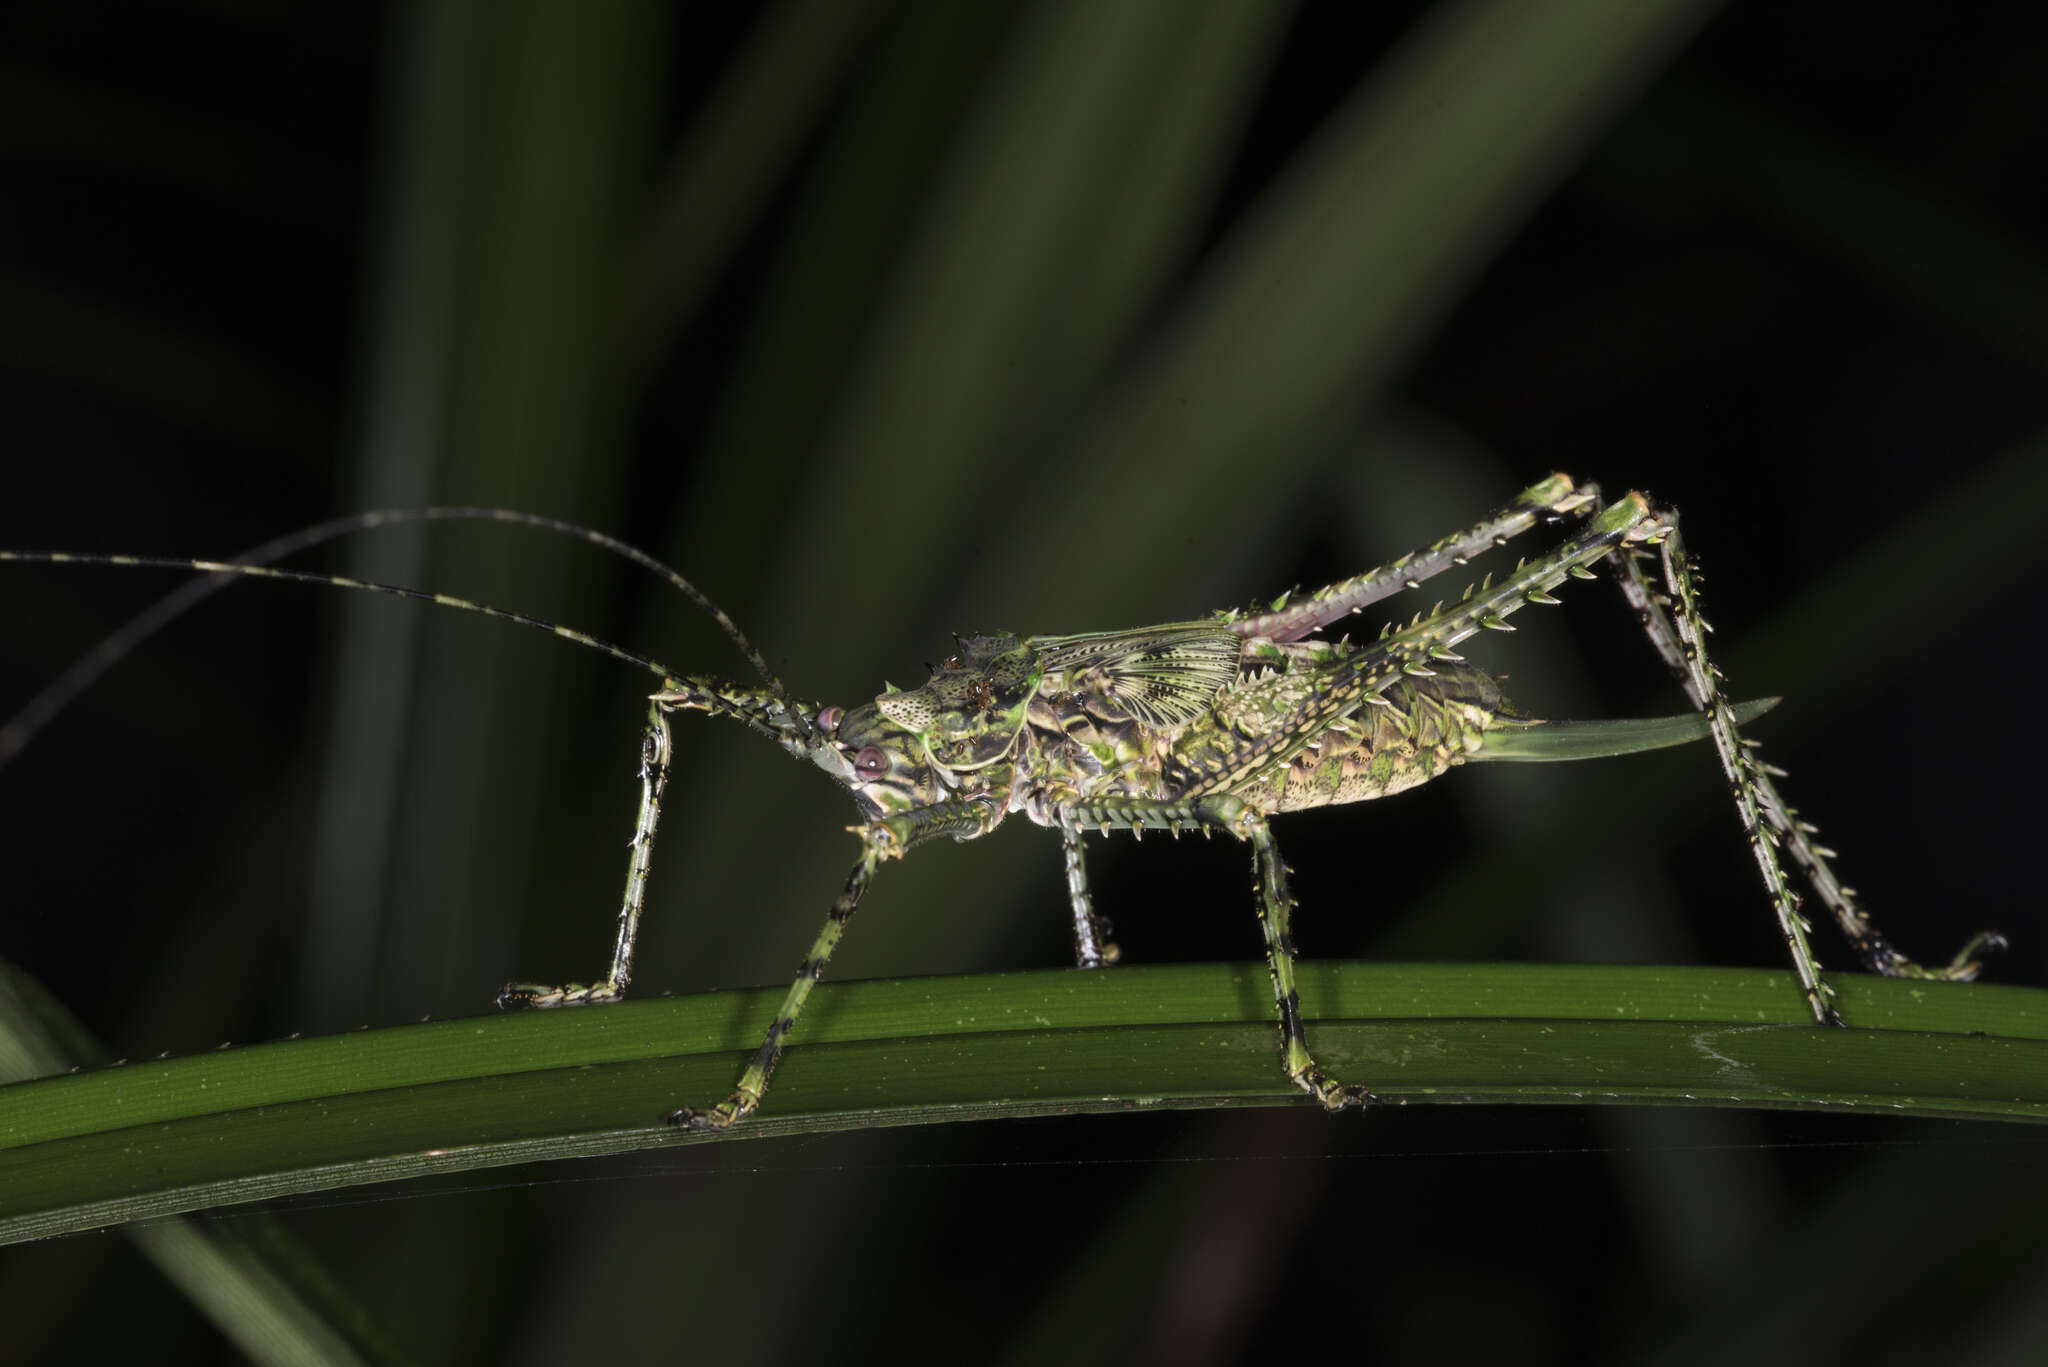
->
817;706;844;733
853;747;888;778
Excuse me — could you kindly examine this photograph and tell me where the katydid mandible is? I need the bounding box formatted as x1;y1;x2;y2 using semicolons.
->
1;475;2003;1127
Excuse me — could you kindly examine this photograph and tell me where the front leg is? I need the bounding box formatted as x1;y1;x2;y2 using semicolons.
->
1062;793;1371;1111
498;699;673;1010
671;842;880;1130
499;676;829;1014
674;797;1000;1129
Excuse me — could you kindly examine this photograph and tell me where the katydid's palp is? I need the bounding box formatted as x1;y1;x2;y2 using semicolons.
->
0;475;2004;1128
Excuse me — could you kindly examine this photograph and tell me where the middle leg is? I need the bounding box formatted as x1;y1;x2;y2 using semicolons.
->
1057;812;1119;968
1062;793;1372;1110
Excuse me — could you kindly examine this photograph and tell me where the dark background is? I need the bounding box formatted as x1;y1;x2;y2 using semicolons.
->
3;1;2046;1362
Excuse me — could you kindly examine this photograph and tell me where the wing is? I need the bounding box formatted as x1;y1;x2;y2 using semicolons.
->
1032;624;1243;729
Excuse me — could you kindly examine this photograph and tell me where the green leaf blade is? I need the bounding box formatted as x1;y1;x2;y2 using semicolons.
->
3;961;2042;1245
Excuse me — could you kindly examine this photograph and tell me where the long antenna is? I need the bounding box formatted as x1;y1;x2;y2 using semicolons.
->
0;507;794;765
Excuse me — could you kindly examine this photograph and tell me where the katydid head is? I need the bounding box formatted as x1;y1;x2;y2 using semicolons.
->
875;634;1041;768
805;635;1043;820
807;699;944;820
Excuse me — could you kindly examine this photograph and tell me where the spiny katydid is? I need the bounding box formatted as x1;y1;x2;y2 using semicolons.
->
0;475;2003;1127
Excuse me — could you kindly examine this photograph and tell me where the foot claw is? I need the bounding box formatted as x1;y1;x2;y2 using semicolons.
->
1305;1075;1375;1112
497;982;561;1011
666;1095;747;1130
497;981;621;1011
1947;930;2008;980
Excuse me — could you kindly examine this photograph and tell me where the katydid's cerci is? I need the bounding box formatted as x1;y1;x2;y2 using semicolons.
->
1;474;2004;1128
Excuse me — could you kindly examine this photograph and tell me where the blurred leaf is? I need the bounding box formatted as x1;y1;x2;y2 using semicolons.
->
616;0;892;381
969;0;1721;630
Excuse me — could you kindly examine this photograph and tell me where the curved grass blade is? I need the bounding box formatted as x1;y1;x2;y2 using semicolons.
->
3;959;2042;1246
